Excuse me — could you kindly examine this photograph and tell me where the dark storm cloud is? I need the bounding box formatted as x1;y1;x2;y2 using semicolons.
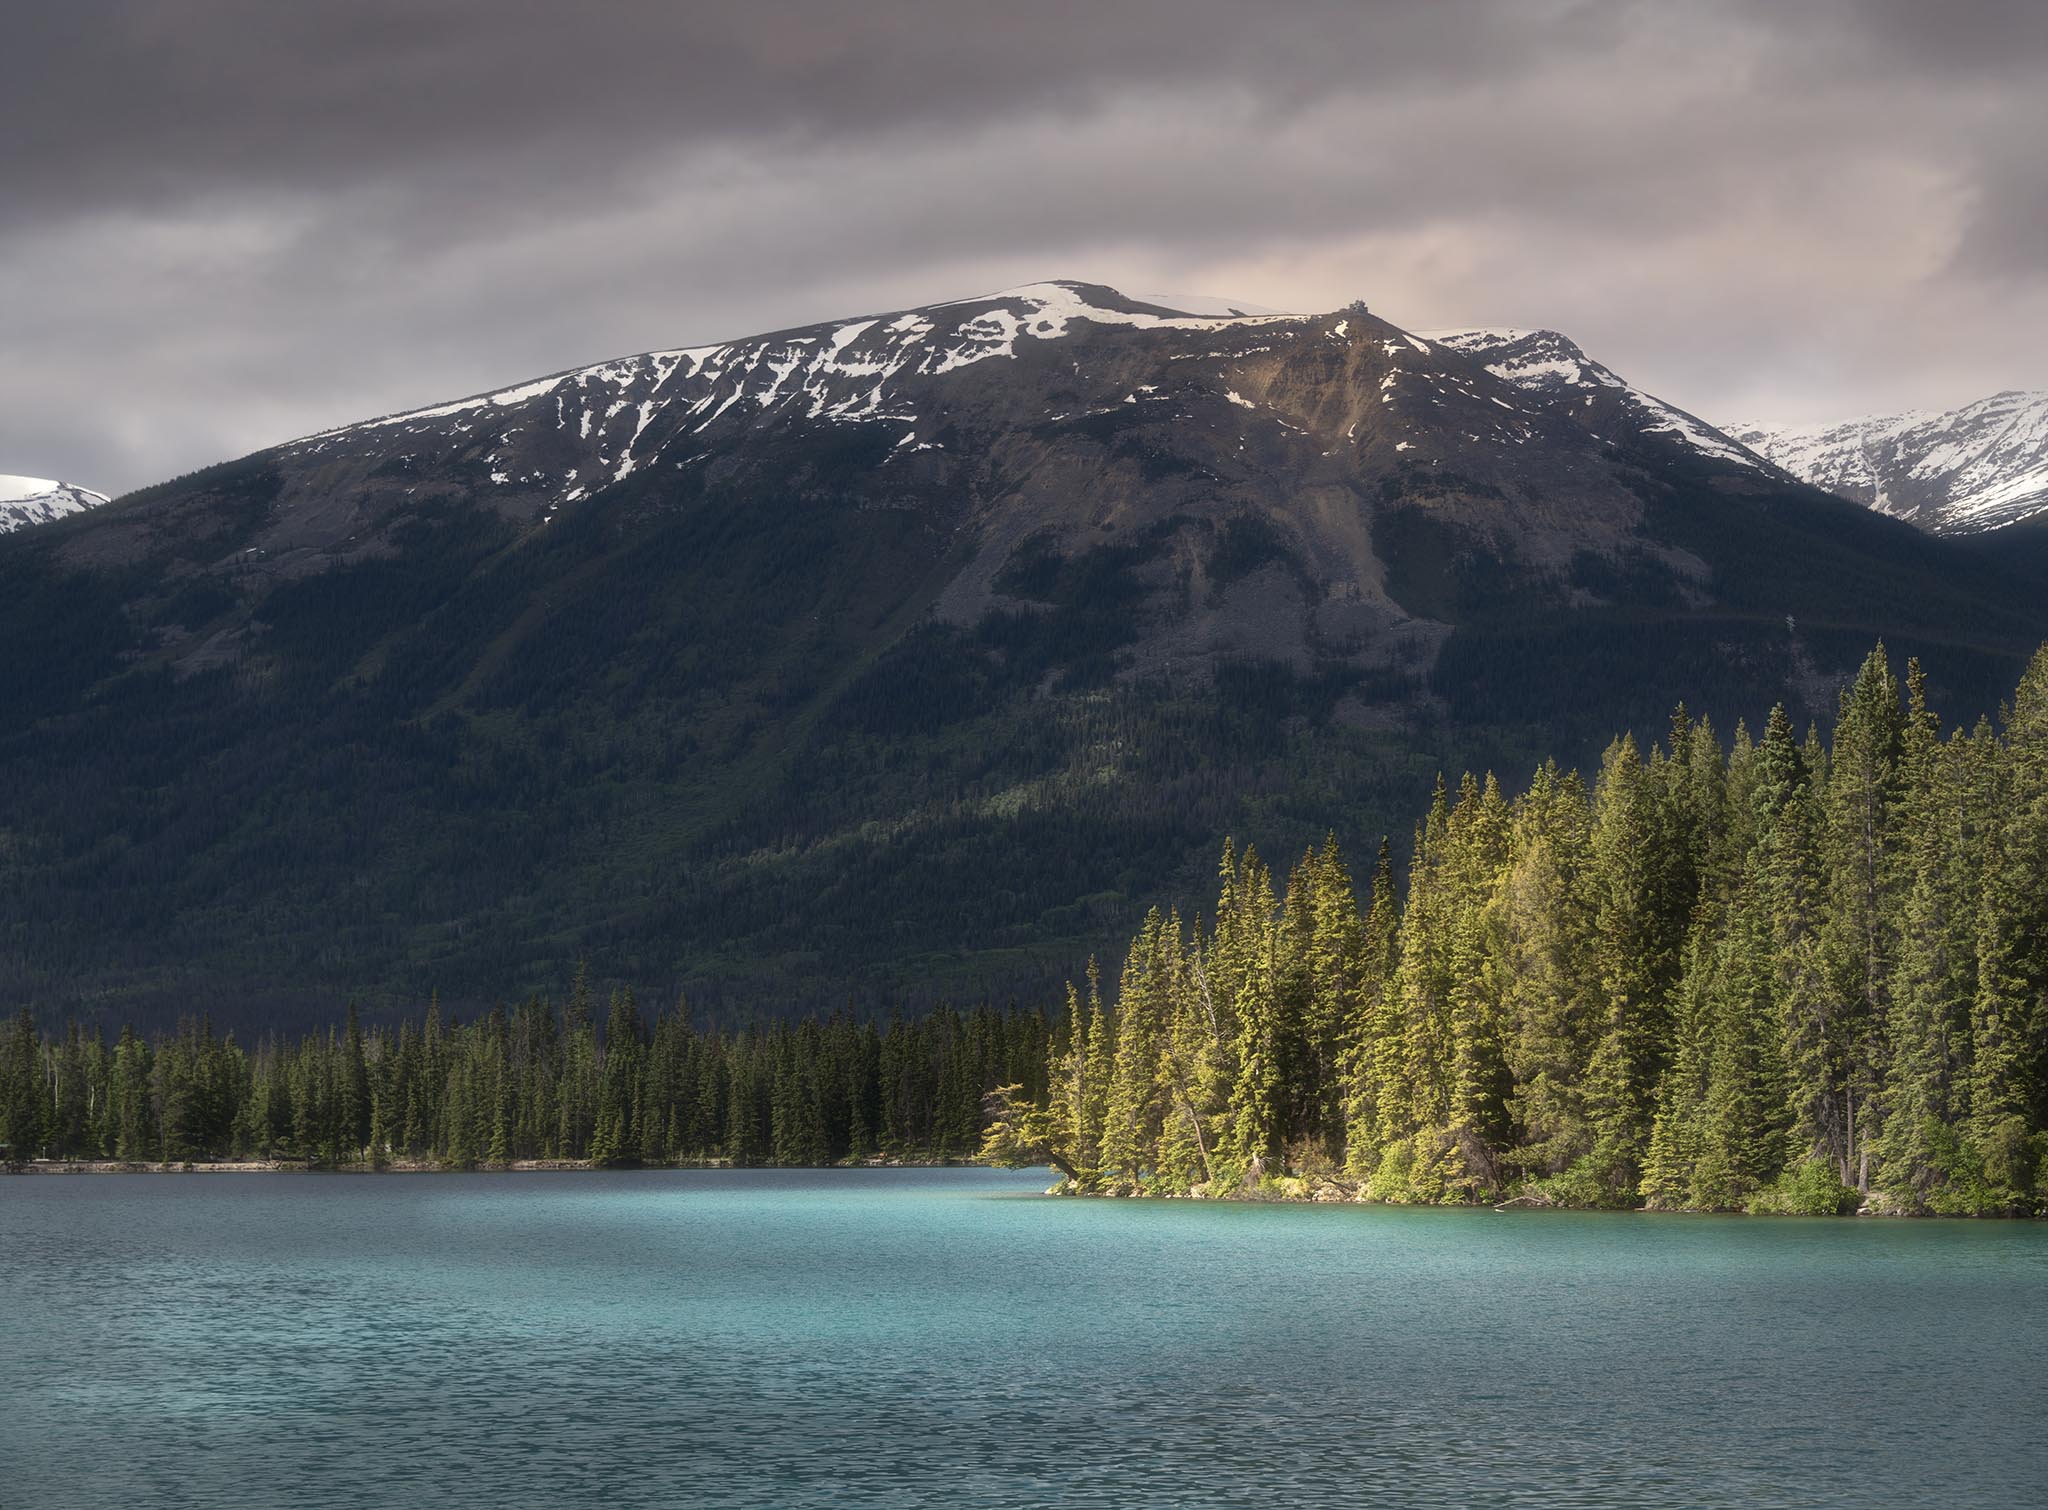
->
4;1;2044;492
7;0;1575;227
1732;0;2048;280
1810;0;2048;76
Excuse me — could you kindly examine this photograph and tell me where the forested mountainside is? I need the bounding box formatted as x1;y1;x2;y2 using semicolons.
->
4;283;2045;1026
9;642;2043;1215
982;644;2048;1215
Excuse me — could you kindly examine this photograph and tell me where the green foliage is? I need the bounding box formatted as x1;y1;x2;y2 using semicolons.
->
993;642;2048;1214
1532;1159;1617;1211
1747;1159;1859;1217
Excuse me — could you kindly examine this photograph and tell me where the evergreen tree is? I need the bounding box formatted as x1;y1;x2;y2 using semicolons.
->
1501;765;1599;1183
1340;838;1401;1180
1878;669;1987;1208
0;1008;48;1160
1969;647;2048;1207
340;1002;372;1160
1582;735;1672;1203
1103;910;1173;1190
590;988;644;1167
1817;646;1904;1190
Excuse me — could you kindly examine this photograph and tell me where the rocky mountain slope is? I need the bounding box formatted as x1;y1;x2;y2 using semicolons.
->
1733;391;2048;535
1420;327;1785;475
76;283;1709;688
0;475;109;533
4;282;2042;1023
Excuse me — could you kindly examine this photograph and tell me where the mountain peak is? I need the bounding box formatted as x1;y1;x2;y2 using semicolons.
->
1735;389;2048;534
925;280;1294;331
298;279;1310;448
1424;327;1772;472
1420;327;1622;394
210;282;1794;584
0;474;111;534
283;280;1330;519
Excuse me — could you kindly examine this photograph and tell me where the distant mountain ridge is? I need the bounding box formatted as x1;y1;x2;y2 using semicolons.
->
0;474;109;533
1734;391;2048;535
276;281;1312;531
1418;327;1786;475
4;279;2042;1024
84;280;1778;688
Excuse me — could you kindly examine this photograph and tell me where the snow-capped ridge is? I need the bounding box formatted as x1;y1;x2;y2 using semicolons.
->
1735;389;2048;534
298;281;1310;449
0;474;112;534
1425;327;1771;472
268;281;1802;538
1419;327;1625;394
283;281;1325;505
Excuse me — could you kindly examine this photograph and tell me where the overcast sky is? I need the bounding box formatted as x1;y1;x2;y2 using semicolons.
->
8;0;2046;493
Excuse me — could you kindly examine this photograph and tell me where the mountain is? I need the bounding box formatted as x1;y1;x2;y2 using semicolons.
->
1732;391;2048;535
1418;327;1785;475
3;280;2043;1025
70;284;1772;686
0;475;110;534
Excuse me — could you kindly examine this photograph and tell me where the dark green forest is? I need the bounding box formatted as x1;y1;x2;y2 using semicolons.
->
0;981;1047;1170
8;641;2046;1214
984;643;2048;1214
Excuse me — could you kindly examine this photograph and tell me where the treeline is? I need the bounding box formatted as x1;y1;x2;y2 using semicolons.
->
0;978;1049;1168
984;644;2048;1215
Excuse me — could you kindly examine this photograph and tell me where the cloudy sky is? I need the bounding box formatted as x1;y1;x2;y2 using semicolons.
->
9;0;2046;493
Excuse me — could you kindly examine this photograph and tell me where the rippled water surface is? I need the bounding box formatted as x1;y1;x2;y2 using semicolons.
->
4;1169;2045;1507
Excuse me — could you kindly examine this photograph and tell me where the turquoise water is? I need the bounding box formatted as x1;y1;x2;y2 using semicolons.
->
3;1171;2044;1508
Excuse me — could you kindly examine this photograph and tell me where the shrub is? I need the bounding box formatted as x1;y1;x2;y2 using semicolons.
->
1534;1158;1613;1210
1747;1158;1857;1216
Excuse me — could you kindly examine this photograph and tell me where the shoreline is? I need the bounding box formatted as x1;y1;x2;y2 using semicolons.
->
11;1159;2037;1214
3;1157;980;1177
1039;1174;2047;1218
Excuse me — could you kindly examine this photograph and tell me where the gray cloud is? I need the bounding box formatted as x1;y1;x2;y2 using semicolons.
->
4;0;2044;492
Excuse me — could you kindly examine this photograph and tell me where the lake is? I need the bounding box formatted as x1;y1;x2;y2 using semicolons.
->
3;1169;2044;1507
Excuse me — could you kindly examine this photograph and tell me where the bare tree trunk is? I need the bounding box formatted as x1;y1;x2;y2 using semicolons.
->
1844;1086;1856;1187
1170;1080;1214;1186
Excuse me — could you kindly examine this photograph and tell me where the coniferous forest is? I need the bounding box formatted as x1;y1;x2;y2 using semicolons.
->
0;982;1047;1172
984;643;2048;1215
6;642;2046;1215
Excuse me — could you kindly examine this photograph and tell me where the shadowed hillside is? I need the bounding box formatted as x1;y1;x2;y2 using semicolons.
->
4;284;2043;1028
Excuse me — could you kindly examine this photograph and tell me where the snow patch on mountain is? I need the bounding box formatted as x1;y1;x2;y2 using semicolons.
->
0;475;111;534
299;282;1308;451
1733;391;2048;534
280;282;1320;512
1422;328;1769;471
